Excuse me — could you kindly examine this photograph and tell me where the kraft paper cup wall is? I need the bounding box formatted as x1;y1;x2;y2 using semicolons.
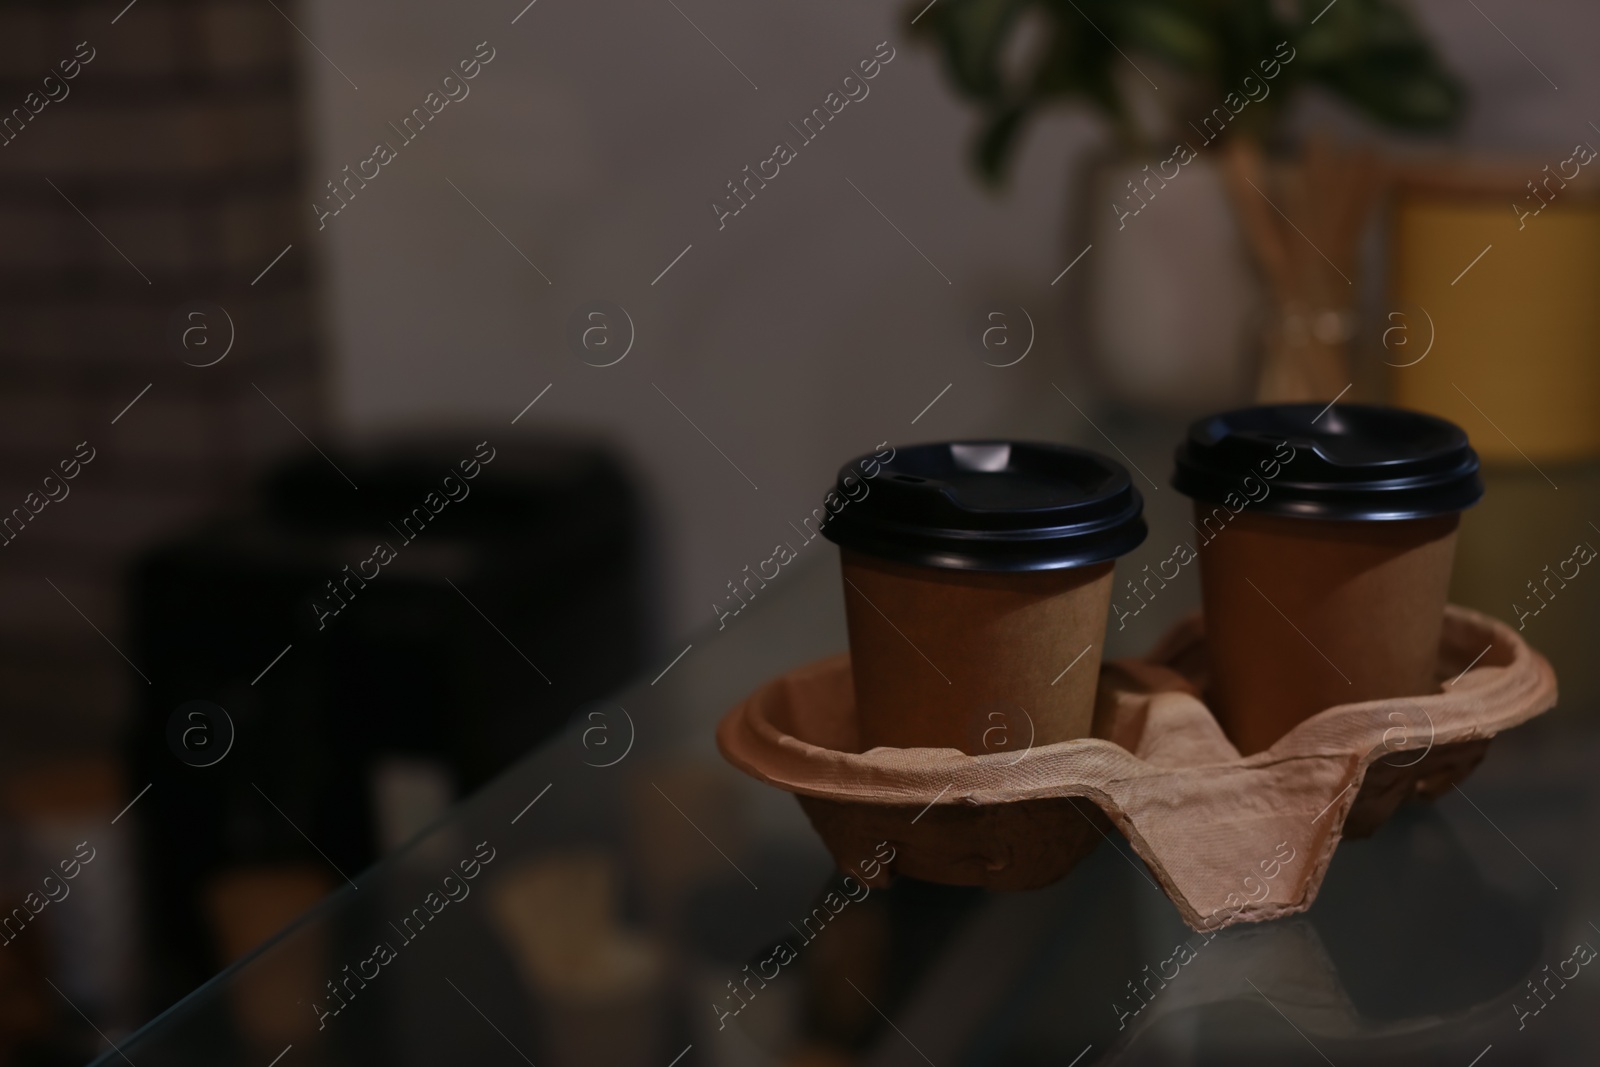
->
820;441;1147;754
1173;405;1484;755
1388;161;1600;463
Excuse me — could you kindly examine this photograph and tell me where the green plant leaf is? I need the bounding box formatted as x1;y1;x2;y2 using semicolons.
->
911;0;1035;98
1296;0;1466;129
977;105;1032;182
908;0;1467;182
1120;5;1215;71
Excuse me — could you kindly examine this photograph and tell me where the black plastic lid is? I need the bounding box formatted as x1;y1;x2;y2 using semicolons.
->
1172;403;1483;521
820;441;1147;571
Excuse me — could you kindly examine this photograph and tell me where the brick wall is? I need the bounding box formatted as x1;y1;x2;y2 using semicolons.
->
0;0;322;749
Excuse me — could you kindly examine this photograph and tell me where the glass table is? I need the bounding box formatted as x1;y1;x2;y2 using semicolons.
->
97;463;1600;1066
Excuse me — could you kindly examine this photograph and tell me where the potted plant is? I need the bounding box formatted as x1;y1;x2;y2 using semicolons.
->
911;0;1465;406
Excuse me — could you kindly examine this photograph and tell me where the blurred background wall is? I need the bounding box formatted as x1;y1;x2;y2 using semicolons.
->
302;0;1600;642
3;0;1597;754
0;0;321;750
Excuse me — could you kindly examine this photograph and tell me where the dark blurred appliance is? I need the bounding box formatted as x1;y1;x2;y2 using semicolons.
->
124;434;651;1013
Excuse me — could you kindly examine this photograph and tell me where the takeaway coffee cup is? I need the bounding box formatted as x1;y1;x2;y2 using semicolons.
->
821;441;1147;754
1173;404;1483;755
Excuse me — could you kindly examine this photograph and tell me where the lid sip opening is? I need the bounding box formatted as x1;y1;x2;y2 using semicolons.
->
1172;403;1484;521
821;440;1148;572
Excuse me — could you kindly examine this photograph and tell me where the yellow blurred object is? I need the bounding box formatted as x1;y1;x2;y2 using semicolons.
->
1389;162;1600;463
629;761;749;925
1;756;122;819
488;851;665;1067
488;851;660;1000
203;865;332;1046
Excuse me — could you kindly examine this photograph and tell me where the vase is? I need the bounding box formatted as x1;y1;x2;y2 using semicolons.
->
1081;155;1262;411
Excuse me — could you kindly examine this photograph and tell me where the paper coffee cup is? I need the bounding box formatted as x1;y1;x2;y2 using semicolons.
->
1173;404;1483;754
821;441;1146;753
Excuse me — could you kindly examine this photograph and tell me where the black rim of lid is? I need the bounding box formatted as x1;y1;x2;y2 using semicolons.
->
820;440;1147;571
1172;403;1483;521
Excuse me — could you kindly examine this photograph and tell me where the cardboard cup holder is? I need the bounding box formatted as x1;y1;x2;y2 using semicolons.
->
716;605;1556;930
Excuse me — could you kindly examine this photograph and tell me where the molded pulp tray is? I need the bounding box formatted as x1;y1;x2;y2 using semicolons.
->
716;606;1556;930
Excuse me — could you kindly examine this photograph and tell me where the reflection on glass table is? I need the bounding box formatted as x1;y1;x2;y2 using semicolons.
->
98;465;1600;1067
